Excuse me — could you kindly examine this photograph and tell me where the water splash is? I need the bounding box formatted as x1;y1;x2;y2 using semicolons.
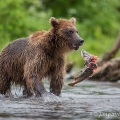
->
41;92;61;102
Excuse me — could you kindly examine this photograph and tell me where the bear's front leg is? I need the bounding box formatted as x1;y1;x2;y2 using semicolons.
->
50;75;64;96
50;57;65;96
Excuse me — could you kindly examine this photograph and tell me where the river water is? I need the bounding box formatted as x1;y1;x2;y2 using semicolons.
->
0;79;120;120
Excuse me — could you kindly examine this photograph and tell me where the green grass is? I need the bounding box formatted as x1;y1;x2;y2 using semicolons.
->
0;39;11;51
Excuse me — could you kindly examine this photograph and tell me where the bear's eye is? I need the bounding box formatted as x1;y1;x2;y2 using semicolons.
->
76;30;78;33
68;30;74;34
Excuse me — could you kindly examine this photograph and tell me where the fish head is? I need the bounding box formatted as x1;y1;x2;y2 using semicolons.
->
81;49;92;62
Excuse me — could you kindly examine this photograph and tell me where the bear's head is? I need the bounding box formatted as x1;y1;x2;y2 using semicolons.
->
50;17;84;51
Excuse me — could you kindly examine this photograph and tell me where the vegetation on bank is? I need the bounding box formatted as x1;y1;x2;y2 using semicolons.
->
0;0;120;67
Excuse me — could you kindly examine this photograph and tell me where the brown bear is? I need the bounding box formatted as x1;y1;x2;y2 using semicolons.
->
0;17;84;97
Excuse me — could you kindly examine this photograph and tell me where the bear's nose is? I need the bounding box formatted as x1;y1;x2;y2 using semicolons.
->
80;39;84;44
78;38;84;45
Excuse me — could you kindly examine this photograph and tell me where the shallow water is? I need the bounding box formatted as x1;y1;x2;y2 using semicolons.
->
0;80;120;120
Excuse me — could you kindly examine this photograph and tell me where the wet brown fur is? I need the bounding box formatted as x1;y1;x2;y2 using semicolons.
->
0;17;83;97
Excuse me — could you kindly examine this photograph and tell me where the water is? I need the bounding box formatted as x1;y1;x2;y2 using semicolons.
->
0;80;120;120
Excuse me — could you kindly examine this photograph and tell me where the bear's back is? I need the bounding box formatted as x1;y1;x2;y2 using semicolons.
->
1;38;29;56
0;38;29;73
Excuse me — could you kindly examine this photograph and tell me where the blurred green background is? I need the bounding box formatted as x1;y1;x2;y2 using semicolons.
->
0;0;120;67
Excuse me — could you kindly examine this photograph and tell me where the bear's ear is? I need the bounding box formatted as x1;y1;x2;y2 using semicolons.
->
70;17;76;25
49;17;59;27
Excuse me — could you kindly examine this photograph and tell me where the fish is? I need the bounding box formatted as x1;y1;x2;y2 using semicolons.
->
68;50;99;87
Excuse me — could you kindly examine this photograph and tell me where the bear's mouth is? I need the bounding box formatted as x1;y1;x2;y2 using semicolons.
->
72;43;84;50
69;43;83;50
72;41;84;50
72;44;79;50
